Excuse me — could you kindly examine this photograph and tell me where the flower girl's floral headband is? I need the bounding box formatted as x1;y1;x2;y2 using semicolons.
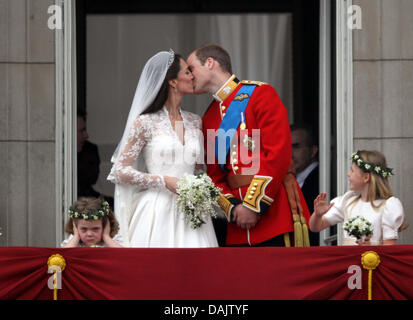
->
351;151;394;178
68;201;110;220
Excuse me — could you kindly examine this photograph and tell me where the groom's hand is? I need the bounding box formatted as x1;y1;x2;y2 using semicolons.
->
232;205;261;230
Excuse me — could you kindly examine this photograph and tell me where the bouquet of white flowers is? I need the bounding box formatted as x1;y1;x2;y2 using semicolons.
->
176;173;222;229
343;216;373;241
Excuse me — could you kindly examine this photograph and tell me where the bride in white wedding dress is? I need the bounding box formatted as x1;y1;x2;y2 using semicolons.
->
108;50;218;248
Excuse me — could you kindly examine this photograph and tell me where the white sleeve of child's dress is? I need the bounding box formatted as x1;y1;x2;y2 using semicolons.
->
382;197;404;240
323;191;357;225
108;116;165;189
112;232;124;246
60;234;73;247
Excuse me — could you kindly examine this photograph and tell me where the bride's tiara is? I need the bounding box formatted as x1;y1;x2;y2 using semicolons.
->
167;48;175;68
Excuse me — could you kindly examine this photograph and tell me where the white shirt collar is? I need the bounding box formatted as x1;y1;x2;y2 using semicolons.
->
296;162;319;188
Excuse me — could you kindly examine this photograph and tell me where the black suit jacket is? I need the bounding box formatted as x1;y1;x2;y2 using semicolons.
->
300;164;320;246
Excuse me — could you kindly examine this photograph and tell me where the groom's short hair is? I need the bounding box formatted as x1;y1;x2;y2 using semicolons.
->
194;44;232;74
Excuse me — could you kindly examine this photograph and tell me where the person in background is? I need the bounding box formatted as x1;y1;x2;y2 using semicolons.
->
77;108;114;208
291;124;320;246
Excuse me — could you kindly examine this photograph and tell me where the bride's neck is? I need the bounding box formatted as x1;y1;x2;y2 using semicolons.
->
164;96;181;118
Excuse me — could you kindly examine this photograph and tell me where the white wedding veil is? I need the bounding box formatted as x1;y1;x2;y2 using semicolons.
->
108;49;175;246
111;50;175;163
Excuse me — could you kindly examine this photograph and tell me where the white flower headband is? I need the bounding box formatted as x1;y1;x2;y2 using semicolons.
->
351;152;394;178
68;201;110;220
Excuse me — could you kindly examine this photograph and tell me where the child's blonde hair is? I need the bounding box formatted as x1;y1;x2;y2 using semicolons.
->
65;197;119;238
347;150;407;231
346;150;391;211
358;150;393;207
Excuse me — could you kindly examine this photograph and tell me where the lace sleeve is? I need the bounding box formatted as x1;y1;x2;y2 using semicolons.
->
109;117;165;189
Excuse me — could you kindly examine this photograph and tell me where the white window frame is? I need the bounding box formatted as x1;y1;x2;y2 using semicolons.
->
55;0;77;246
319;0;353;246
319;0;332;245
334;0;354;245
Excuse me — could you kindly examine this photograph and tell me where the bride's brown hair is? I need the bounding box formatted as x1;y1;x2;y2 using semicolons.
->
141;53;182;115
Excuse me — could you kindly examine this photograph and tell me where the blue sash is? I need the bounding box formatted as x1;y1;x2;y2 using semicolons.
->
215;84;257;171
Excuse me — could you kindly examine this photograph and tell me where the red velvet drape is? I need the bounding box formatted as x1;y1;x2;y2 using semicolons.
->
1;246;413;300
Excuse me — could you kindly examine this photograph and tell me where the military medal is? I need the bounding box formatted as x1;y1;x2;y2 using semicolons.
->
243;135;255;151
240;112;246;130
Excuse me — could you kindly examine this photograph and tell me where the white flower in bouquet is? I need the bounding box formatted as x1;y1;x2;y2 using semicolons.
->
343;216;373;240
176;173;222;229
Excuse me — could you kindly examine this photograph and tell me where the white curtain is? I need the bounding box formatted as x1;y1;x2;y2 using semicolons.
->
87;13;293;197
181;14;293;119
201;14;292;116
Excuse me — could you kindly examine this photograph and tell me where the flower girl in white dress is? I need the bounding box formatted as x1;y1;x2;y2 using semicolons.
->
108;50;218;248
309;150;405;245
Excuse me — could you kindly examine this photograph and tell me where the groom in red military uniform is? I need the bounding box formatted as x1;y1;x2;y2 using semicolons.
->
187;43;310;246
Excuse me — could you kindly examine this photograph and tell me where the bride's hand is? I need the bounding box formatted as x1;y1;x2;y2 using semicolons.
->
356;236;371;246
164;176;179;194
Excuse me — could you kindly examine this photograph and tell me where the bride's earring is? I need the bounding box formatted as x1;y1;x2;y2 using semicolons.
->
174;87;178;93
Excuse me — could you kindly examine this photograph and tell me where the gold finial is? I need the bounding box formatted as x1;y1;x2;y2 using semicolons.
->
47;254;66;300
47;254;66;271
361;251;380;300
361;251;380;270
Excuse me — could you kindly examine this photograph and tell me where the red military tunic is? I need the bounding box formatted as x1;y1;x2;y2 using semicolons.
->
202;75;310;245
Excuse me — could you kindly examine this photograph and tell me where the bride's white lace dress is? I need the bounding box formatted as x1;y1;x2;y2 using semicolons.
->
108;106;218;248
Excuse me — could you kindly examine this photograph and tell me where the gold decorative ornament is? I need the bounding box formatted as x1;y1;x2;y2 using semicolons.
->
234;93;249;102
47;254;66;271
240;112;246;130
243;176;273;212
241;80;267;86
361;251;380;270
301;216;310;247
47;254;66;300
292;214;303;247
283;233;291;247
217;194;236;221
215;75;239;101
361;251;381;300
